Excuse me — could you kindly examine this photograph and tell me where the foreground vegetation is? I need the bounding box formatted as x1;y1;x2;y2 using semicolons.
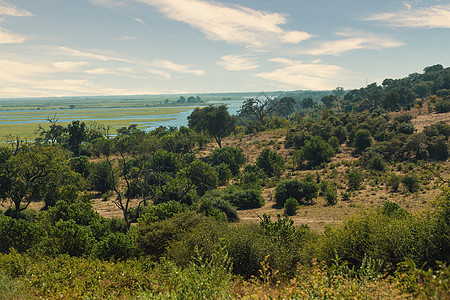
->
0;64;449;298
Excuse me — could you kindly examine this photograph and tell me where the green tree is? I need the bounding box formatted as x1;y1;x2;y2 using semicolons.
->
239;95;283;127
301;98;314;109
294;136;334;168
188;105;236;148
0;144;80;217
353;129;372;153
66;120;88;156
209;147;246;176
256;148;285;177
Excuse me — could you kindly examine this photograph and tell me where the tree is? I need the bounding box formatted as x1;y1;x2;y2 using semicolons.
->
256;148;285;177
321;95;337;109
353;129;372;153
0;144;81;217
188;105;236;148
239;94;282;127
294;136;334;168
66;120;87;156
301;98;314;109
277;97;296;118
209;147;246;176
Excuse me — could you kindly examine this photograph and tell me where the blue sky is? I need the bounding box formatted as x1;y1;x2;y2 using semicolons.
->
0;0;449;98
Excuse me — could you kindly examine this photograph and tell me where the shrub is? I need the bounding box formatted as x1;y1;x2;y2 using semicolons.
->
294;136;335;168
92;232;136;261
198;191;238;222
347;170;363;190
209;147;246;176
184;160;218;197
40;219;95;257
435;99;450;113
69;156;90;178
275;179;319;206
135;211;206;257
365;154;387;172
256;148;285;177
215;163;232;185
0;215;45;253
382;201;408;218
138;201;188;224
284;198;299;216
353;129;372;153
402;174;420;193
325;184;338;206
88;161;114;194
223;188;265;210
387;174;402;192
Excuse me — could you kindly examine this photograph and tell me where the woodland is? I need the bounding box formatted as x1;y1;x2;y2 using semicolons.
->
0;64;449;299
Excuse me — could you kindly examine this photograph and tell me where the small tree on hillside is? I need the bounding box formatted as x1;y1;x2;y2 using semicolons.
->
188;105;236;148
256;148;285;177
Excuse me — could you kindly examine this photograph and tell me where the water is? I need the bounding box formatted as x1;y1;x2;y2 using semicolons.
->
0;99;245;130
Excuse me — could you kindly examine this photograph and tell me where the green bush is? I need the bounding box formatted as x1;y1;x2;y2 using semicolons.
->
209;147;246;176
402;174;420;193
184;160;218;197
138;201;188;224
275;179;319;206
135;211;206;257
347;170;363;190
198;191;238;222
40;219;95;257
215;163;233;185
284;198;299;216
294;136;335;168
387;174;402;192
353;129;372;153
88;161;114;194
382;201;408;218
0;215;45;253
325;184;338;206
92;232;136;261
223;188;265;210
256;148;285;177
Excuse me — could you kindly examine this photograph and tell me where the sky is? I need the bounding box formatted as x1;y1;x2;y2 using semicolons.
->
0;0;449;98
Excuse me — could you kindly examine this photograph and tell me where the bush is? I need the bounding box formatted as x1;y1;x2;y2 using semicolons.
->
275;179;319;206
135;211;206;257
353;129;372;153
382;201;408;218
365;154;387;172
294;136;335;168
215;163;232;185
387;174;402;192
92;232;136;261
88;161;114;194
0;215;45;253
435;99;450;113
184;160;218;197
198;191;238;222
209;147;246;176
347;170;363;190
138;201;188;224
69;156;90;178
325;185;338;206
40;219;95;257
256;148;285;177
223;188;265;210
284;198;299;216
402;174;420;193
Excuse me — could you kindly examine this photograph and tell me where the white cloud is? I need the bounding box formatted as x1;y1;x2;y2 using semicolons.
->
0;27;26;43
113;35;138;40
0;1;32;17
153;59;204;75
254;59;343;90
53;61;87;71
136;0;311;48
134;18;145;25
217;55;258;71
56;46;128;62
366;4;450;28
304;30;404;56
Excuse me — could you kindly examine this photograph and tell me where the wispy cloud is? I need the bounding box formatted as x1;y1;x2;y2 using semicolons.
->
0;1;32;17
113;35;138;41
305;30;404;56
56;46;128;62
134;18;145;25
0;27;26;43
53;61;87;71
136;0;311;48
254;58;343;90
153;59;204;75
366;4;450;28
217;55;258;71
